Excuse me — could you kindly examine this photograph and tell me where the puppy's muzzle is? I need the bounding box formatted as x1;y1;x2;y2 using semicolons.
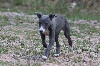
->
39;26;45;33
39;30;43;33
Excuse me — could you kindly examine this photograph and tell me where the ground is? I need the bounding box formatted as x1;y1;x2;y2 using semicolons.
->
0;12;100;66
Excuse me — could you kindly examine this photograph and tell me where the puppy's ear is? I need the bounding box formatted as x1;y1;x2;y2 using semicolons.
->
49;14;55;20
35;12;42;18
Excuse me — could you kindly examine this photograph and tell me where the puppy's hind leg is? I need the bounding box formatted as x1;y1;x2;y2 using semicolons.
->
54;34;60;57
64;24;73;52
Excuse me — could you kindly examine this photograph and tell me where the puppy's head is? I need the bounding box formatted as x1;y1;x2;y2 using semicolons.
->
36;12;55;35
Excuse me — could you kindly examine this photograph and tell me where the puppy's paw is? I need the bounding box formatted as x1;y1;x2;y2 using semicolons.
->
42;56;47;60
54;54;60;57
43;44;47;48
68;46;73;52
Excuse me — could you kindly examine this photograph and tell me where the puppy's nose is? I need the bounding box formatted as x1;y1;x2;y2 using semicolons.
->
39;30;43;33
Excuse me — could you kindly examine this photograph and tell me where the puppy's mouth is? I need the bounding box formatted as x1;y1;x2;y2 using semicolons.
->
42;30;49;36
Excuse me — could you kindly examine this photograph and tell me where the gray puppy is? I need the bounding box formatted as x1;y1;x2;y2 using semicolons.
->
36;12;72;59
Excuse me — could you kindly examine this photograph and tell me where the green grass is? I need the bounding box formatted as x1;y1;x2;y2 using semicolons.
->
0;35;18;42
0;0;100;20
65;11;100;21
0;21;11;27
77;24;90;32
0;45;8;54
0;16;11;27
73;57;81;63
0;16;8;21
34;63;41;66
0;61;11;66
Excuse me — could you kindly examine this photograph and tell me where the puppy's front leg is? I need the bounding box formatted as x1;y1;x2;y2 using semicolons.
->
40;33;47;48
42;29;55;60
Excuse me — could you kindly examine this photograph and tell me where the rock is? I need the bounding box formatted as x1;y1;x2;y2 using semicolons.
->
90;52;98;58
42;56;47;60
54;54;60;57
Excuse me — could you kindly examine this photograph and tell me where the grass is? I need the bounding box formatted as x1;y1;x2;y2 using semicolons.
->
0;16;8;21
0;60;12;66
0;21;10;27
73;57;81;63
34;63;41;66
0;0;100;21
65;11;100;21
0;16;11;27
0;34;18;42
0;45;8;53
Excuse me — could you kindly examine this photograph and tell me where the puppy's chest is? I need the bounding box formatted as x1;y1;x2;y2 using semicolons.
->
43;30;50;36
